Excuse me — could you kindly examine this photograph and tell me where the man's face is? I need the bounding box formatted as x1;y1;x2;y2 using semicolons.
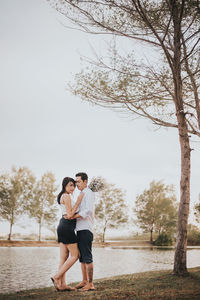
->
76;176;87;191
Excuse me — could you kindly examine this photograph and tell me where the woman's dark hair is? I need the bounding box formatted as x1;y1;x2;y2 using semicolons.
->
57;177;76;204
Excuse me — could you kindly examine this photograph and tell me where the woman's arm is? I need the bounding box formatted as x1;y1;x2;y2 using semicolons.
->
63;193;84;219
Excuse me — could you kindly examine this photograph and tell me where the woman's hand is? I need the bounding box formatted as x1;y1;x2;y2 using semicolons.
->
63;213;74;220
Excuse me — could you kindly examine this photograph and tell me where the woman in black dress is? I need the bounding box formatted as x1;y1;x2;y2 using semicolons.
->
51;177;84;291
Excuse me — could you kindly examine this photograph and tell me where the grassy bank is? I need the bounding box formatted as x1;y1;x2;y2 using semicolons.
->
0;240;58;247
1;268;200;300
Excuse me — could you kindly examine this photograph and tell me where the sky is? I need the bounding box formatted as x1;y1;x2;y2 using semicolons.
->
0;0;200;236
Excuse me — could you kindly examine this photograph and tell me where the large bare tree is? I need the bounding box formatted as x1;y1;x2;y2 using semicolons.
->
49;0;200;275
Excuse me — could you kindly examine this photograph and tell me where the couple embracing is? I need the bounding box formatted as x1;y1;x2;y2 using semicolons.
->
51;172;95;292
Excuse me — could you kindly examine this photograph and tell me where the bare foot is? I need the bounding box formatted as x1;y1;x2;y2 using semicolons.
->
79;283;95;291
51;277;61;291
75;281;88;289
60;284;76;291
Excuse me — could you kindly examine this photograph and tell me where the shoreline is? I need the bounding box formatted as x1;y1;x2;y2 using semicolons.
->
1;267;200;299
0;239;150;248
1;240;200;248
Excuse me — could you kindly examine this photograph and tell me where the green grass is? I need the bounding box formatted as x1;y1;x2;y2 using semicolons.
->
1;268;200;300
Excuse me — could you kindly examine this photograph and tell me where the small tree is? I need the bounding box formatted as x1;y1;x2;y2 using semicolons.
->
155;197;178;236
187;223;200;245
154;232;173;246
27;172;58;241
95;183;127;242
135;181;177;243
0;167;36;240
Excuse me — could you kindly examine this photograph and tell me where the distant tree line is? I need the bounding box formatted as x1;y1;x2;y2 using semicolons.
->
1;168;199;245
0;166;58;241
95;180;180;244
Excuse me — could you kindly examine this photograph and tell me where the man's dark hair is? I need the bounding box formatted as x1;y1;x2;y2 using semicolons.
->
76;172;88;182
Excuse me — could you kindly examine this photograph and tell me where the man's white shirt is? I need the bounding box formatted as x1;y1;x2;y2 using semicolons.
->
76;187;95;233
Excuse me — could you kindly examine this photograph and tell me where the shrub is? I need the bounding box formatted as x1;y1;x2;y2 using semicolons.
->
187;225;200;245
44;236;56;241
153;233;173;246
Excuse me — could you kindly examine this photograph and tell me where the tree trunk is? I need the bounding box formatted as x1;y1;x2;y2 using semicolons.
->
8;222;13;241
172;2;191;275
173;118;191;275
159;228;161;236
150;229;153;244
38;222;42;242
102;221;107;243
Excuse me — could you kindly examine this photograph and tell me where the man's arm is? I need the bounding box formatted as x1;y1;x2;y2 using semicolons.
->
63;213;81;220
67;192;84;218
64;190;94;220
70;213;81;219
62;193;84;219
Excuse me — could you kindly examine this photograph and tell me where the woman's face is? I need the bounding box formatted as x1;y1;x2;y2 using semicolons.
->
65;181;75;194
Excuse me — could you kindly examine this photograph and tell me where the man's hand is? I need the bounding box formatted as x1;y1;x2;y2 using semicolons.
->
63;213;81;220
63;214;74;220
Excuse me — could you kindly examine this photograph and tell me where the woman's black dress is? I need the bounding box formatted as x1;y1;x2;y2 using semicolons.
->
57;217;77;244
57;196;78;244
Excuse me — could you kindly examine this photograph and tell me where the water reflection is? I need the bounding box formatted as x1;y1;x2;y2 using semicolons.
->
0;247;200;294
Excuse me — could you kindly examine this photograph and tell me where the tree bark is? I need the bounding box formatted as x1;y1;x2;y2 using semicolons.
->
8;212;14;241
150;229;153;244
8;221;13;241
173;115;191;275
171;1;191;275
102;220;107;243
38;222;42;242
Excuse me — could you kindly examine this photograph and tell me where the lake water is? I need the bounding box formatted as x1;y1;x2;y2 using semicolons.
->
0;246;200;294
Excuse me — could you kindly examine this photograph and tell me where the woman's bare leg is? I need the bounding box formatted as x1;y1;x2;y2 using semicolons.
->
58;243;69;287
53;243;79;288
53;243;68;288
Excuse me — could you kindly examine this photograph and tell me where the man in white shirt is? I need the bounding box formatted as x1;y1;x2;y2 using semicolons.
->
70;172;95;291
